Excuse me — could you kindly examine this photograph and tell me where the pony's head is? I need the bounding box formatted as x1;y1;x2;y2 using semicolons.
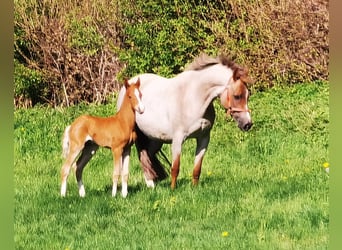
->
220;63;253;131
124;78;145;114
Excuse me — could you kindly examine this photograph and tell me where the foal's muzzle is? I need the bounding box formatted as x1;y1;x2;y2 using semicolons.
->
136;105;145;114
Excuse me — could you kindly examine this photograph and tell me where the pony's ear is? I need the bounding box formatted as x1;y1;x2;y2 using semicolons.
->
233;67;254;84
233;67;246;81
124;78;130;89
241;75;255;85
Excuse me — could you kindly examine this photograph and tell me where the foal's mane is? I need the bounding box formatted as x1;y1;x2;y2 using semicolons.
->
185;53;252;83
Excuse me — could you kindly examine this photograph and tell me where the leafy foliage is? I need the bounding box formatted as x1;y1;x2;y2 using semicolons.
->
14;0;328;107
14;59;47;107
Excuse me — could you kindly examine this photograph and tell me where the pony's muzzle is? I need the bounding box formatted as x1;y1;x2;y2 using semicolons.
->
241;121;253;131
233;112;252;131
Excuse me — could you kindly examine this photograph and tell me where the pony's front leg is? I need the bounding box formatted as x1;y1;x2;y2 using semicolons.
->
112;148;123;197
121;146;131;198
193;135;210;185
75;141;99;197
170;135;184;190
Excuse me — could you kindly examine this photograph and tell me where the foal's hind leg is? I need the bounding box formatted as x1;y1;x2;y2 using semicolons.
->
61;147;82;197
75;141;99;197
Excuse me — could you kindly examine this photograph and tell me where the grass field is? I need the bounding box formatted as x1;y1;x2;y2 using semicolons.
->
14;82;329;249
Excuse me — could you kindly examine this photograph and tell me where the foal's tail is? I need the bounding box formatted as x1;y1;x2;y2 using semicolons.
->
135;126;169;181
62;125;71;158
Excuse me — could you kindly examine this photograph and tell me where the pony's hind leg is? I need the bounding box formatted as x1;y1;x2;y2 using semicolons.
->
135;128;167;188
75;141;99;197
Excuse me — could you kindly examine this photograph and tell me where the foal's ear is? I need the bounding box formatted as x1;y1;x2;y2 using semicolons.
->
124;78;130;89
135;77;141;88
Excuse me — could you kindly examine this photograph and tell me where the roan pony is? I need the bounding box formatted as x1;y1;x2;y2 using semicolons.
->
60;78;144;197
117;54;253;190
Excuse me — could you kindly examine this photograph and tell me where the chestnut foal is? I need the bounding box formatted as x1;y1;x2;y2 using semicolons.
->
60;78;144;198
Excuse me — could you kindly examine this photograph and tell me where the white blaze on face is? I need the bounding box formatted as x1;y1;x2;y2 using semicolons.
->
134;89;145;113
244;89;251;121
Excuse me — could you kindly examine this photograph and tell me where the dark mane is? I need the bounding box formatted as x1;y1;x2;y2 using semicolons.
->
185;53;252;83
184;54;219;71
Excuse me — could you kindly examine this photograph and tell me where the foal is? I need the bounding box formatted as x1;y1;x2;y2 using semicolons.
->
60;78;144;198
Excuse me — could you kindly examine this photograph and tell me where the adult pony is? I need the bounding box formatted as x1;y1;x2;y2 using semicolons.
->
117;54;253;189
60;78;144;197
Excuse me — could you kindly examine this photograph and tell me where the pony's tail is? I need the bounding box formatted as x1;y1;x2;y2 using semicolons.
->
62;125;71;158
135;126;169;181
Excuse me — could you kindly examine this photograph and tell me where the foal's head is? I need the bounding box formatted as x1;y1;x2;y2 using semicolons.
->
220;64;253;131
124;78;145;114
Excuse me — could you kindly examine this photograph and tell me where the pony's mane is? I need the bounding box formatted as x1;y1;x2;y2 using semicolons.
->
185;53;252;83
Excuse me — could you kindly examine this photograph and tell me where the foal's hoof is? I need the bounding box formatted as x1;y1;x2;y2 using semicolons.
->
122;191;128;198
60;183;67;197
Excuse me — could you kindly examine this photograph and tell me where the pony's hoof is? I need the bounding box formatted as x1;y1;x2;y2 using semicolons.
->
79;190;85;198
78;185;86;197
145;179;155;188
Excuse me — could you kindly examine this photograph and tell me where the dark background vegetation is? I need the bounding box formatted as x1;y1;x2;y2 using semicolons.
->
14;0;328;107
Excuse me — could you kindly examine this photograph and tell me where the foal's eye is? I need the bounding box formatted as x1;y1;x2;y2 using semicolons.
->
233;95;242;100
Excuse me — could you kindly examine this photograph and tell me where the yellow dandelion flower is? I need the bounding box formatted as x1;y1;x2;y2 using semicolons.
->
207;171;213;176
170;196;176;205
153;200;161;210
221;231;229;237
323;162;329;168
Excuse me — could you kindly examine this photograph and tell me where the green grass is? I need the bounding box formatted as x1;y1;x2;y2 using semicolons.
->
14;82;329;249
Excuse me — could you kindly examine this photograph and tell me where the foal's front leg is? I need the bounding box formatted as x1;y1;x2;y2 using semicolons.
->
112;148;123;197
121;145;131;198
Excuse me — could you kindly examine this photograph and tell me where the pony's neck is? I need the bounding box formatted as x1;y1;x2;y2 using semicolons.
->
184;64;233;114
196;64;233;90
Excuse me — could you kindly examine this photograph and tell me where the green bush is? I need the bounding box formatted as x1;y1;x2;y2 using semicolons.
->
14;59;47;107
118;0;218;77
14;0;328;107
66;15;105;56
